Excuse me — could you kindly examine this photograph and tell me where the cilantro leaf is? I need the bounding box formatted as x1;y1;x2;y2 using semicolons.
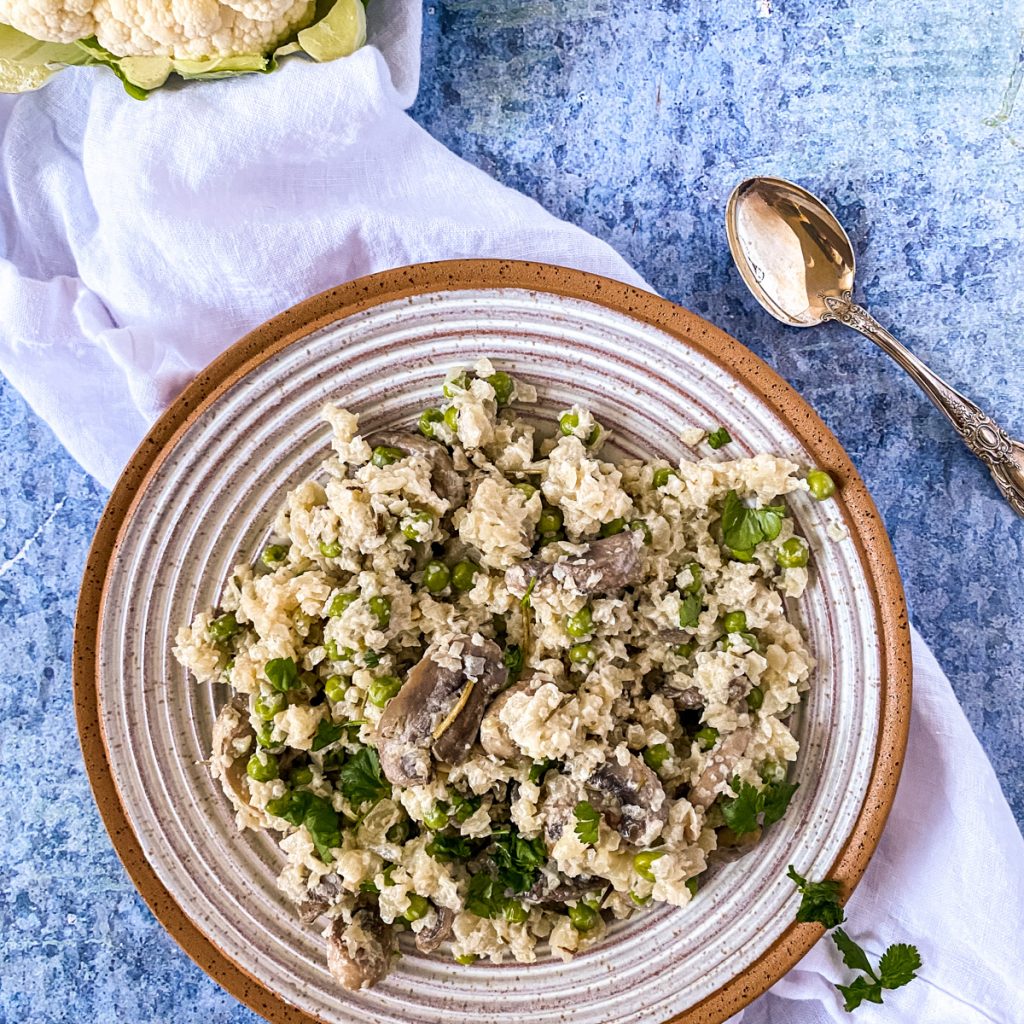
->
490;827;547;893
878;944;922;990
787;864;846;928
720;780;762;835
761;779;799;825
707;426;732;449
574;800;600;845
265;657;298;692
720;490;786;553
836;975;884;1011
833;928;875;977
311;719;345;751
426;832;476;863
339;746;390;807
678;592;703;628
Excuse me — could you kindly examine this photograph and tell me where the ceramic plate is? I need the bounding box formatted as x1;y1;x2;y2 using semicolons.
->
74;260;911;1024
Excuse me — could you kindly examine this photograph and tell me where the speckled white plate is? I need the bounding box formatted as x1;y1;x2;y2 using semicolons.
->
75;261;910;1024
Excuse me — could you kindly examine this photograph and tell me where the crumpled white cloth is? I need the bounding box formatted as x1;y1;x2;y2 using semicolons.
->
1;4;1021;1022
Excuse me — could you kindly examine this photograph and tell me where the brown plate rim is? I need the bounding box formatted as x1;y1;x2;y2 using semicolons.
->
73;258;912;1024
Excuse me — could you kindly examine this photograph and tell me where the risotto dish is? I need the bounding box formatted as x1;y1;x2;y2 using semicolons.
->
174;360;828;989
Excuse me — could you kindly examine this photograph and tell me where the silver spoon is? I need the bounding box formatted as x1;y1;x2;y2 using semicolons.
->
725;175;1024;517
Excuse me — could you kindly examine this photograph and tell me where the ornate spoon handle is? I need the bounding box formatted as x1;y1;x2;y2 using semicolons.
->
822;293;1024;518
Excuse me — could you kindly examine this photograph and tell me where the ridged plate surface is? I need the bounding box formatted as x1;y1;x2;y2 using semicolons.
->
78;262;910;1024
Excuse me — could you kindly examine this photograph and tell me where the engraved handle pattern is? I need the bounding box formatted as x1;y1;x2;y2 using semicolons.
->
822;292;1024;517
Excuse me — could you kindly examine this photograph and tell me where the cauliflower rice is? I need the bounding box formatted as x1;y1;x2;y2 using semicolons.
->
174;360;820;989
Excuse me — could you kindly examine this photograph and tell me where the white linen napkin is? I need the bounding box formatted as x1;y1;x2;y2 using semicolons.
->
1;4;1020;1021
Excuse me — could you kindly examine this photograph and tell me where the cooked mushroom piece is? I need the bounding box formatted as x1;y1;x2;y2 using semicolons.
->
326;904;394;990
587;754;668;847
689;728;751;810
369;430;467;506
665;679;747;711
376;634;508;787
505;530;645;598
414;905;456;953
296;875;345;924
539;771;581;844
210;696;256;814
479;675;540;760
524;872;599;907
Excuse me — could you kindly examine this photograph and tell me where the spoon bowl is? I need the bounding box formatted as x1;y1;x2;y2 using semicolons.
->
725;177;856;327
725;175;1024;517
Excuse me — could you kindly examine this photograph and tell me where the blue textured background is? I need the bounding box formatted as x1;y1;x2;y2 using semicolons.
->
1;2;1022;1021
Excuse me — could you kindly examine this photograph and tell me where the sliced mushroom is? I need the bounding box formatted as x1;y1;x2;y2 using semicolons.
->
665;679;747;711
505;530;644;598
688;728;751;810
414;905;456;953
210;696;255;814
524;872;599;907
376;635;508;787
326;904;394;990
370;430;467;506
479;675;540;760
587;754;668;847
539;771;581;844
296;874;345;924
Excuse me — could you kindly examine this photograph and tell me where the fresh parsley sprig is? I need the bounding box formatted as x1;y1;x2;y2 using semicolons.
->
721;777;799;835
338;746;390;807
574;800;600;845
787;865;922;1012
720;489;785;556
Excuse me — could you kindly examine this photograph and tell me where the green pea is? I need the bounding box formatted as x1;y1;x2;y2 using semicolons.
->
256;723;276;748
559;411;580;436
486;371;514;405
368;675;402;707
418;408;444;438
422;560;451;593
696;727;719;750
682;562;703;594
653;467;677;489
540;532;565;547
806;469;836;501
451;561;478;592
328;591;358;617
566;606;593;639
369;595;391;629
729;547;755;563
207;612;239;643
423;804;449;830
747;686;764;711
707;426;732;449
290;765;314;787
401;510;434;541
630;890;652;906
599;517;626;538
450;792;480;823
685;877;698;897
386;818;410;844
254;691;286;720
444;406;460;432
538;507;563;535
454;953;478;965
633;849;667;882
319;539;342;558
776;537;810;568
586;424;601;446
568;902;599;931
323;639;349;662
502;901;528;924
442;372;470;398
673;641;694;659
403;893;430;922
630;519;653;544
568;642;595;667
372;445;405;468
722;610;747;634
324;675;348;704
246;752;279;782
514;482;537;500
643;743;671;770
261;544;289;567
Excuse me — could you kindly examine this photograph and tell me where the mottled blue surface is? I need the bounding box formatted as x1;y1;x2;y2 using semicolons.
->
1;2;1022;1021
